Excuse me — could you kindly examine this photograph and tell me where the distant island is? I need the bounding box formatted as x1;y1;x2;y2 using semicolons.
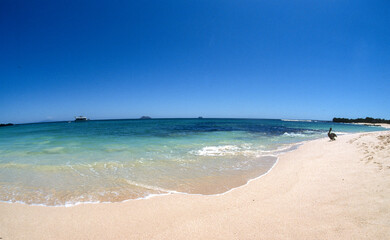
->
140;116;151;119
0;123;14;127
74;116;88;121
333;117;390;124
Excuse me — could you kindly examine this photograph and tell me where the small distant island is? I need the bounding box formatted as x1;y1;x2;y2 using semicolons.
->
333;117;390;124
0;123;14;127
140;116;151;119
74;116;88;121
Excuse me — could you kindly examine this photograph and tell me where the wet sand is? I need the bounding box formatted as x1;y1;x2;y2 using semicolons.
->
1;131;389;239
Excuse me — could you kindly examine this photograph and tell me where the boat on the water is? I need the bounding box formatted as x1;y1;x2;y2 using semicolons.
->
74;116;88;121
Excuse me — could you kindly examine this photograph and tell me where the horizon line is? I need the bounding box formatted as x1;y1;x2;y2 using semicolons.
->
3;117;332;126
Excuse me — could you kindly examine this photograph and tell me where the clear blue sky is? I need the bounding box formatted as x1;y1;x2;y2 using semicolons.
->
1;0;389;123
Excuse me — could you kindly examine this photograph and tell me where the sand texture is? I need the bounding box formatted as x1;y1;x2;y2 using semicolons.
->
1;131;389;240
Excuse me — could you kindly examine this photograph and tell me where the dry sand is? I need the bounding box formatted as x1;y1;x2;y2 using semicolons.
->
1;131;390;240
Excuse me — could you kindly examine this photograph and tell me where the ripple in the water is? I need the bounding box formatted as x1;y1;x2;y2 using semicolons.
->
0;118;384;206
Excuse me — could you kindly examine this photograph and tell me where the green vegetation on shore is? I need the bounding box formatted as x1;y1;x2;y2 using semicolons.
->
333;117;390;124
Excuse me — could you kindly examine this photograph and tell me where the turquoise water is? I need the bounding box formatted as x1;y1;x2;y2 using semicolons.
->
0;118;384;206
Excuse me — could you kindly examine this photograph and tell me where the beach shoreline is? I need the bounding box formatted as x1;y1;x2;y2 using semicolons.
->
1;130;389;239
352;122;390;129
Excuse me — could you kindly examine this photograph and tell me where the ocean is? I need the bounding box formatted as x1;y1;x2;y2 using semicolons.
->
0;118;384;206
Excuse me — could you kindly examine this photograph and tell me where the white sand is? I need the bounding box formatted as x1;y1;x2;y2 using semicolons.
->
1;131;389;239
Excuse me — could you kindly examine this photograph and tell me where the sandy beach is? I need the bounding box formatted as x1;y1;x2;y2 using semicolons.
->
1;130;389;240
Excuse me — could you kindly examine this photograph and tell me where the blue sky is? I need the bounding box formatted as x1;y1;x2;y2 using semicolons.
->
1;0;389;123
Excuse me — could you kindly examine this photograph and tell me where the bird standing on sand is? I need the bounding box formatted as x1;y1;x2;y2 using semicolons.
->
328;128;337;141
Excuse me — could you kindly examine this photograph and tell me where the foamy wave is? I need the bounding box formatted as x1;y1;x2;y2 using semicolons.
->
333;132;349;135
190;143;300;157
124;180;174;193
259;143;300;155
190;145;242;156
282;132;306;137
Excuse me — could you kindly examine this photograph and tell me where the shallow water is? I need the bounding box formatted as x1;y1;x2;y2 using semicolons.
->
0;118;383;206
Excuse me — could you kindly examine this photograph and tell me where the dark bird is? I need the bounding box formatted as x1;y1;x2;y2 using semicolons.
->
328;128;337;141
